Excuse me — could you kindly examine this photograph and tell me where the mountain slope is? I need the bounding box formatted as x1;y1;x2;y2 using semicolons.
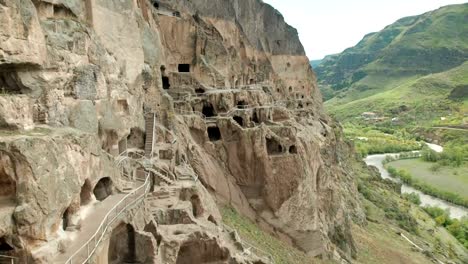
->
315;3;468;123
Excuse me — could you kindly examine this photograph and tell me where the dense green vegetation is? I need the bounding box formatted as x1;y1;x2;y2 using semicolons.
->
387;166;468;207
315;3;468;127
352;153;468;262
423;206;468;249
344;124;422;157
421;144;468;167
358;172;419;234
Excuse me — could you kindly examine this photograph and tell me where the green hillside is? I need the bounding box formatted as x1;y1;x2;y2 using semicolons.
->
315;3;468;125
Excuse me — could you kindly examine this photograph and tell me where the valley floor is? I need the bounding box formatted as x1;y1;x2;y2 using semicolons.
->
387;159;468;200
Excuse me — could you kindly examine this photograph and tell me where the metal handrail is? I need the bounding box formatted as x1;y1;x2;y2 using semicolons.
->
0;255;18;264
65;172;151;264
222;224;274;263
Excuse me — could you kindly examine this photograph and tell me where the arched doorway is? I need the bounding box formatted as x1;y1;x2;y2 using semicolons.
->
93;177;113;201
109;224;137;264
202;104;216;117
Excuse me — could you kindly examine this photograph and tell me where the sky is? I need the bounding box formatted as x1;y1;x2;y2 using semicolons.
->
262;0;467;60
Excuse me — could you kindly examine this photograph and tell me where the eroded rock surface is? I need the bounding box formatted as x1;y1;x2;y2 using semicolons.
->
0;0;363;263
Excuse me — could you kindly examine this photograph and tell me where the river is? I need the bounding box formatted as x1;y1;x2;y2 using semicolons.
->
364;144;468;219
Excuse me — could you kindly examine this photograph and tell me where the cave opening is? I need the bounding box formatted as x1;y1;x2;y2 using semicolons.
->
109;224;137;264
207;127;221;142
127;127;145;150
0;237;14;252
0;71;29;94
93;177;113;201
233;116;244;127
289;145;298;154
207;215;217;225
249;78;254;85
236;100;248;108
162;76;170;90
62;208;71;231
80;180;93;206
266;138;283;155
178;64;190;73
195;88;205;94
117;99;129;114
289;86;292;92
176;239;228;264
202;104;216;117
190;195;203;218
252;111;259;124
151;0;159;9
0;156;16;200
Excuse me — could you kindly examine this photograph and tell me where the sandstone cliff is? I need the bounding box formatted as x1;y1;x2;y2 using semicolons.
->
0;0;363;263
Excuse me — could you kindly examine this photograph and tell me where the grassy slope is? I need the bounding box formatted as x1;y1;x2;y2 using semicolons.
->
220;206;318;264
316;4;468;125
387;159;468;200
327;61;468;123
354;160;468;263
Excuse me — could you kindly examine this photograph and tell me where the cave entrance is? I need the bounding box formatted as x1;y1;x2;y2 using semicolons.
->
117;99;129;115
162;76;170;90
252;112;259;124
190;195;203;218
93;177;113;201
195;88;205;94
0;155;16;201
178;64;190;73
249;78;255;85
176;238;228;264
108;224;137;264
127;127;145;150
233;116;244;127
236;100;248;108
151;0;159;9
202;104;216;118
266;138;283;155
289;145;298;154
0;71;29;94
0;237;14;252
62;207;71;231
207;127;221;142
80;180;93;206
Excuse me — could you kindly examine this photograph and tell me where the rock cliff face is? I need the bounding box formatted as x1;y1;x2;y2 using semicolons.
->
0;0;362;263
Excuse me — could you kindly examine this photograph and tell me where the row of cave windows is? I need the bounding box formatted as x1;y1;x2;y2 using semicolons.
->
207;126;297;155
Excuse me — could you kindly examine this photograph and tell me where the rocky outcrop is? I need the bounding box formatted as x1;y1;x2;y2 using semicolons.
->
0;0;363;263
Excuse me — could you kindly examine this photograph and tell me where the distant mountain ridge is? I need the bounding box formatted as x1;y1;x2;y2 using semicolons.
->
315;3;468;123
310;59;323;68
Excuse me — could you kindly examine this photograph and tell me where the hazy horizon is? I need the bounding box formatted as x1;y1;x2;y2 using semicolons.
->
263;0;467;60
